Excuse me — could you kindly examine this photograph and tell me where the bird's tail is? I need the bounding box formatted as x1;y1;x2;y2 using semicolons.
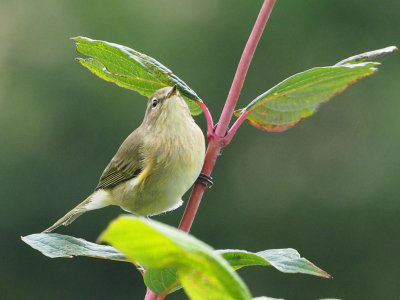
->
43;190;112;233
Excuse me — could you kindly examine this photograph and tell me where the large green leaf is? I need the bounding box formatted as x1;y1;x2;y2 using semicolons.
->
73;36;203;115
98;216;251;300
235;46;397;131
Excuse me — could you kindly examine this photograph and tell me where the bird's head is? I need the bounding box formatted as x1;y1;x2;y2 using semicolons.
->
143;85;192;128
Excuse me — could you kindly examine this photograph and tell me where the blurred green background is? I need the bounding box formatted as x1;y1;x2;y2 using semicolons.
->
1;0;399;299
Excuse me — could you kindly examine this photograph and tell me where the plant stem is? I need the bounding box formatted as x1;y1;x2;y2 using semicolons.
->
225;110;250;145
215;0;276;138
145;1;276;298
144;289;166;300
179;0;276;233
144;288;157;300
198;101;215;139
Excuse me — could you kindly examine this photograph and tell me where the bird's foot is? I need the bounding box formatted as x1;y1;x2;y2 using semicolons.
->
197;173;214;188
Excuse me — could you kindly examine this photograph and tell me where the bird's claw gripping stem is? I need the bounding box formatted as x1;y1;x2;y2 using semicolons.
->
197;173;214;188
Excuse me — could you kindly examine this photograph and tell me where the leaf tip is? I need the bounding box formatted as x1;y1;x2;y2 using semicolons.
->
318;270;333;279
70;36;85;45
336;45;398;65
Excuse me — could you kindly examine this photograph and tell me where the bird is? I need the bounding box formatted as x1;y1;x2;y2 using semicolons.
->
44;85;206;232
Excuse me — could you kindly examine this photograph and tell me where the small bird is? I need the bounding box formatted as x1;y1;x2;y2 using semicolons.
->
44;86;205;232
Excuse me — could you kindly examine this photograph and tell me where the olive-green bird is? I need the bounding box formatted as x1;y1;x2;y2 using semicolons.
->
44;86;205;232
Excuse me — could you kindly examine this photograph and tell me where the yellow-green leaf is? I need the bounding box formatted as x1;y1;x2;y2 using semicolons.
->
145;248;330;295
99;216;251;300
235;46;397;131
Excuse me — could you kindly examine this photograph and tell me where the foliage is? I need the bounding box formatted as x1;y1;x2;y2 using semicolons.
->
234;46;397;131
21;3;397;298
23;218;329;298
23;217;330;299
74;36;203;115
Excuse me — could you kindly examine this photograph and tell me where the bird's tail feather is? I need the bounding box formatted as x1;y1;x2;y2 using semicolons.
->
43;191;111;233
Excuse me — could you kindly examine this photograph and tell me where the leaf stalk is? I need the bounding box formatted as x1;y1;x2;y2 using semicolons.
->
198;101;215;139
225;110;250;145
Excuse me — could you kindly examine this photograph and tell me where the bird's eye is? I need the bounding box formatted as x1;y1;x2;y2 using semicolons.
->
152;99;158;108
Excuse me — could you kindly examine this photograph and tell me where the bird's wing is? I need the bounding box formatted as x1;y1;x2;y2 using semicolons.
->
95;129;144;190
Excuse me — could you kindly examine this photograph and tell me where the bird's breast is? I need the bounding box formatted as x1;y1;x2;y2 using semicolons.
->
117;119;205;216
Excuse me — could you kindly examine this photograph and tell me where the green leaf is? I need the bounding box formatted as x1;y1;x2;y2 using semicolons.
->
218;249;331;278
98;216;251;300
73;36;203;115
145;248;331;295
235;46;397;131
144;267;181;295
335;46;397;65
22;232;330;296
21;233;126;261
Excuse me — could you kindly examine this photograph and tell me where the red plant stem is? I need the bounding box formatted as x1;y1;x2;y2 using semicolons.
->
178;141;220;232
198;101;214;139
215;0;276;138
179;0;276;233
145;1;276;298
144;289;166;300
144;289;167;300
144;288;157;300
225;110;250;145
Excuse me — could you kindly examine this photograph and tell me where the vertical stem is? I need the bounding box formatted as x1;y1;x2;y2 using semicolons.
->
215;0;276;138
144;1;277;298
179;0;277;233
144;289;166;300
178;141;219;232
144;288;158;300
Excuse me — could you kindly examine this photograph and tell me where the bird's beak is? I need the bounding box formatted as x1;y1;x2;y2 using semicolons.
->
166;85;178;99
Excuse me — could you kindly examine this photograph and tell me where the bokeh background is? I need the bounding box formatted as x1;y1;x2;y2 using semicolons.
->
1;0;399;299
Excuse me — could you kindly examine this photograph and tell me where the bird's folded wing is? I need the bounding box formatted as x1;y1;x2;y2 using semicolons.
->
95;129;144;190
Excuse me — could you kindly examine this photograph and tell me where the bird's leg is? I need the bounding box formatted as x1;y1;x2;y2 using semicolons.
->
197;173;214;188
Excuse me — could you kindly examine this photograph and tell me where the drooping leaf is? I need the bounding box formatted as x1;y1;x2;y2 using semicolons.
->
98;216;251;300
235;46;397;131
21;233;126;261
218;249;331;278
73;36;203;115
